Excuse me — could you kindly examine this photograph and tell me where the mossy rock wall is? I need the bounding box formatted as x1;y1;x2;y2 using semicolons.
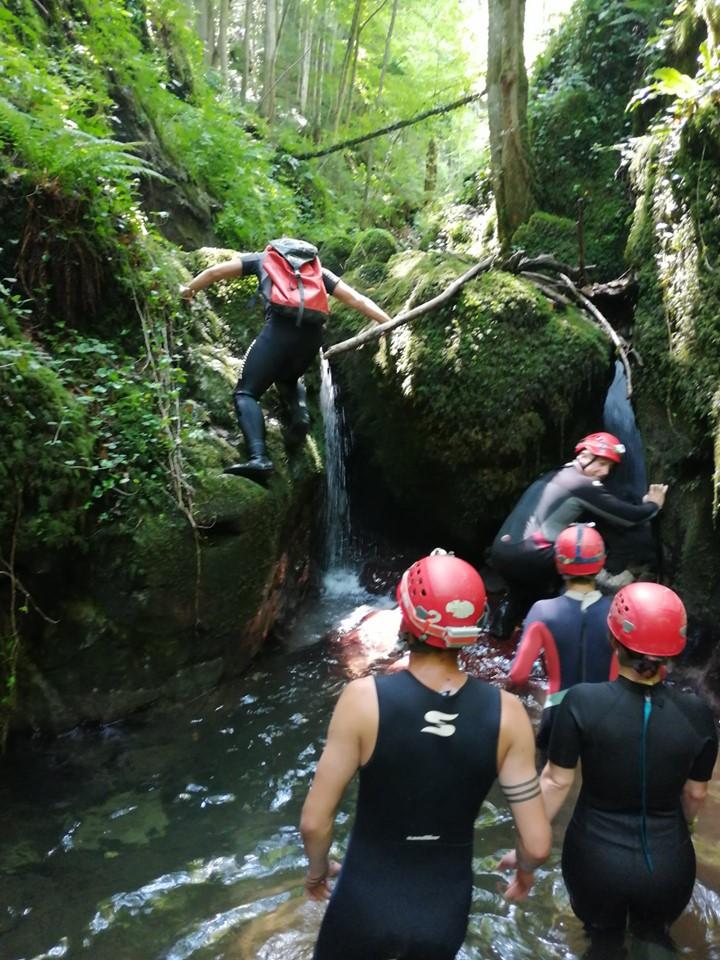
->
16;435;321;734
626;105;720;632
3;245;324;735
330;251;610;553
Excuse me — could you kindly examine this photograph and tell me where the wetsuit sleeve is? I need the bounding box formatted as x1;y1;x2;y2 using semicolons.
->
609;651;619;680
574;478;658;527
240;253;263;278
547;691;583;768
322;267;340;294
510;619;550;686
688;702;719;781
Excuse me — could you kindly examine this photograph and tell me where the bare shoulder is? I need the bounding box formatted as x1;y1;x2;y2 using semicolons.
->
336;676;377;712
497;690;534;755
499;689;530;724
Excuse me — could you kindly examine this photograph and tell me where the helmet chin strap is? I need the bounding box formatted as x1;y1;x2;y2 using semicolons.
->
576;453;596;473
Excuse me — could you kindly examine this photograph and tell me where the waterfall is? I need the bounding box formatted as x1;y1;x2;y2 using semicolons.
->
319;355;353;571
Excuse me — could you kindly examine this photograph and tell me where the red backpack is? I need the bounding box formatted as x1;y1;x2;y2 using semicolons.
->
262;238;330;325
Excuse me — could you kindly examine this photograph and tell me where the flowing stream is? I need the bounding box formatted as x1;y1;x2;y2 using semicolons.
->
2;364;720;960
2;605;720;960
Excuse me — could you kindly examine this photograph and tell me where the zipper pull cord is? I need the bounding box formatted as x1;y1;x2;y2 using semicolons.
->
640;693;654;873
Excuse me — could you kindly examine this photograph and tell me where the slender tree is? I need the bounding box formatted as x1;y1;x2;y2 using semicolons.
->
261;0;278;121
333;0;363;133
487;0;535;250
217;0;231;86
241;0;252;101
377;0;398;101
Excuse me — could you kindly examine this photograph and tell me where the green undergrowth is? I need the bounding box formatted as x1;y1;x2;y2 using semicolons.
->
0;0;333;733
528;0;675;278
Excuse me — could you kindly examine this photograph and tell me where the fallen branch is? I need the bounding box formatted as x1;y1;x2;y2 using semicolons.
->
294;90;486;160
515;255;592;283
325;252;637;396
558;274;636;397
519;271;573;307
323;256;496;359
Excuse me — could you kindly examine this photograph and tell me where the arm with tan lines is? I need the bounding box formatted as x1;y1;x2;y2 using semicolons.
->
496;692;552;901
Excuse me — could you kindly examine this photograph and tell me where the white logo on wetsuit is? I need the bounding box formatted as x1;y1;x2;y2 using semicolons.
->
421;710;459;737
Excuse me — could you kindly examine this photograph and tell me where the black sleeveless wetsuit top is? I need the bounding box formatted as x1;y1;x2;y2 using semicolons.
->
313;670;501;960
549;677;718;931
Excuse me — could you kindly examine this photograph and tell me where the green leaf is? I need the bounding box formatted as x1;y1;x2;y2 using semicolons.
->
652;68;700;100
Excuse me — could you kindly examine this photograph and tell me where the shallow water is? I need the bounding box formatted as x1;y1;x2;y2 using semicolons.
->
1;574;719;960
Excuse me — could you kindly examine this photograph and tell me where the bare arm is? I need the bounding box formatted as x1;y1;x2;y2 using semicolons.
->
300;678;376;899
331;279;392;325
682;778;709;826
496;692;552;900
540;760;577;822
180;259;245;300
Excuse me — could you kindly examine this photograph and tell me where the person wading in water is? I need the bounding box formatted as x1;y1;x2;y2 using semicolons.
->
489;432;668;638
300;549;551;960
508;523;618;752
181;238;391;483
527;582;718;958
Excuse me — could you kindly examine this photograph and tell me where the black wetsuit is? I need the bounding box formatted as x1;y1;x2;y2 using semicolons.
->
314;671;501;960
549;677;718;944
233;254;340;456
489;464;660;631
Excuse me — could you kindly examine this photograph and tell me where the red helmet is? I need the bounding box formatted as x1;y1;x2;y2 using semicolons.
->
607;582;687;657
575;432;625;464
397;550;488;648
554;524;606;576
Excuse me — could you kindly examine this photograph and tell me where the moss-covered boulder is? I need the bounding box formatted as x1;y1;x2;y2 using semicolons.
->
15;426;322;733
513;212;580;266
345;228;399;273
330;251;610;551
319;234;354;275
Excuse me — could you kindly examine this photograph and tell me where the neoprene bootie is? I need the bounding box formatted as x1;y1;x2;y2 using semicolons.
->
224;455;274;483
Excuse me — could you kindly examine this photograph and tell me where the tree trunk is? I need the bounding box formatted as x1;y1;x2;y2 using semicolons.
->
241;0;252;102
196;0;215;65
206;0;216;66
217;0;230;85
487;0;534;251
343;29;361;124
377;0;398;101
424;136;437;196
311;0;330;139
333;0;363;133
261;0;277;121
299;3;312;115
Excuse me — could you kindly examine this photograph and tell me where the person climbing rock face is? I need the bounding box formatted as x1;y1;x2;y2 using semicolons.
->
507;524;618;753
489;432;668;637
535;582;718;958
181;238;391;483
300;549;551;960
